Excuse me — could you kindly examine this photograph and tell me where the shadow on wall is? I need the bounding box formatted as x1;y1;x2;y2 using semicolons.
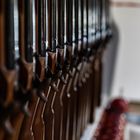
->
102;20;119;97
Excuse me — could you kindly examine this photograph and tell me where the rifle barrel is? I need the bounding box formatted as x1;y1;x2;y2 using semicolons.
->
48;0;57;51
19;0;33;63
4;0;15;70
36;0;46;57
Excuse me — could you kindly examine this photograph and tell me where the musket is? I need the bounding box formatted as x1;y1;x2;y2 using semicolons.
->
32;0;65;139
70;1;81;140
75;0;94;137
66;0;83;139
0;0;16;139
6;0;34;139
95;0;112;108
88;0;97;124
42;0;62;139
43;0;73;139
56;0;67;139
73;1;91;139
18;0;47;139
103;0;112;44
52;0;71;140
73;0;91;138
58;0;80;139
101;0;107;43
88;0;112;124
86;0;102;124
93;0;104;108
94;0;101;48
81;0;90;131
64;0;75;140
82;0;98;129
75;0;83;139
75;0;89;137
87;0;99;114
91;0;108;111
105;0;112;41
59;0;79;140
32;0;66;139
52;45;67;140
31;0;49;139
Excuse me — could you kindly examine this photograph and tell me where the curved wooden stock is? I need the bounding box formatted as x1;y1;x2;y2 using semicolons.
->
61;69;75;140
43;86;55;140
32;98;45;140
67;68;77;140
53;79;62;140
59;74;69;140
7;1;34;140
61;75;71;140
18;91;38;140
32;87;50;140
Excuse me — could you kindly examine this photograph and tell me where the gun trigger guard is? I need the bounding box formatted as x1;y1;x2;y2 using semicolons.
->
22;103;31;117
82;77;86;83
51;82;59;92
37;91;47;102
68;71;73;77
60;76;67;84
3;119;14;135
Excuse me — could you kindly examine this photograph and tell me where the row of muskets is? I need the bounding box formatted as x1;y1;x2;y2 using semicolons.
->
0;0;112;140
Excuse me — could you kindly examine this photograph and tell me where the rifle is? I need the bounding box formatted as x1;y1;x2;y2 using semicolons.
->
0;0;113;139
32;1;65;140
93;0;104;109
31;0;49;139
75;0;89;137
61;54;73;140
76;0;94;137
18;0;47;139
58;0;80;140
95;0;112;108
43;0;73;139
81;0;89;131
71;1;81;140
88;0;96;124
6;0;34;139
0;0;16;139
64;0;74;140
52;0;70;140
66;0;83;139
75;0;83;139
103;0;112;44
42;0;61;139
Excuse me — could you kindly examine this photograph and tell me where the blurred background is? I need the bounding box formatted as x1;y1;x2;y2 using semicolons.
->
82;0;140;139
103;0;140;101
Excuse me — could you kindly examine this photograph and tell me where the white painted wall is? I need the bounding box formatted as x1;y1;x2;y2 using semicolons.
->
106;2;140;101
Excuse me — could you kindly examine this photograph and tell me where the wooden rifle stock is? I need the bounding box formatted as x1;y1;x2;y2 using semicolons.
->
0;0;16;116
42;0;60;140
17;0;47;139
0;1;10;139
53;49;65;140
0;0;17;139
67;0;83;139
7;0;34;139
31;0;48;139
52;0;68;140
